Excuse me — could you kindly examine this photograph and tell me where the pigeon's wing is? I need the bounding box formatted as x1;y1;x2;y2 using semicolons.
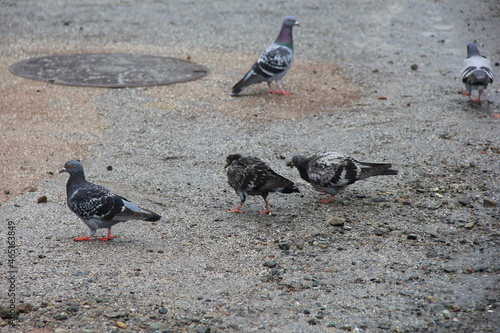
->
228;158;270;193
461;56;494;83
254;44;293;80
232;44;293;92
308;153;361;188
68;183;125;220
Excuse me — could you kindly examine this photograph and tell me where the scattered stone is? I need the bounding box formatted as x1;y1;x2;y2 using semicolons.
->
264;261;276;268
307;318;318;325
327;216;345;226
441;309;451;319
410;64;418;70
378;323;391;330
148;322;169;330
483;198;497;207
158;308;168;314
340;325;352;331
445;304;461;312
278;242;290;251
37;195;48;203
54;312;68;320
107;165;113;171
38;254;47;259
197;327;211;333
115;321;127;329
4;190;10;195
458;197;471;206
407;234;418;240
303;309;311;314
16;303;33;313
464;222;475;229
0;306;17;319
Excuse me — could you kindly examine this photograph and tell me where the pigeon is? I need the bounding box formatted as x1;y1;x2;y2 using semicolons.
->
291;152;398;203
225;154;300;214
230;16;300;96
460;43;494;102
60;160;161;241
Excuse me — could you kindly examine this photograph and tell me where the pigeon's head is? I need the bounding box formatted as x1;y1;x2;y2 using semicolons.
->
60;160;84;176
466;43;481;58
283;16;300;28
290;155;306;169
225;154;242;169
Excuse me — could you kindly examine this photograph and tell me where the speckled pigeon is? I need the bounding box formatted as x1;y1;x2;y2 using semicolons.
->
460;43;494;102
291;152;398;203
225;154;299;214
230;16;300;96
60;160;161;241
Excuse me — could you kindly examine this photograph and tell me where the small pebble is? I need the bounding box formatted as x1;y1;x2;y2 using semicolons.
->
53;313;68;320
458;197;471;206
464;222;475;229
158;308;168;314
483;198;497;207
410;64;418;70
264;261;276;268
37;195;48;203
327;216;345;226
115;321;127;329
407;234;418;240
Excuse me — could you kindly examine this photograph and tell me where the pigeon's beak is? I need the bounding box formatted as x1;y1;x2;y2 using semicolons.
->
224;162;229;169
286;160;295;168
295;21;300;27
59;168;67;174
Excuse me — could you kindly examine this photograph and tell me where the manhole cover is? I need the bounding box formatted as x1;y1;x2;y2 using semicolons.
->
9;53;209;88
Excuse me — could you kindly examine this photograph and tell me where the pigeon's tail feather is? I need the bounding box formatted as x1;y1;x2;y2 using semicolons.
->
138;209;161;222
230;86;244;96
122;201;161;221
470;69;488;84
359;163;398;180
278;184;300;194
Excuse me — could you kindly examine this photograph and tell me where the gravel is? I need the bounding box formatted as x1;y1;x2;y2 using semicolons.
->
1;0;499;332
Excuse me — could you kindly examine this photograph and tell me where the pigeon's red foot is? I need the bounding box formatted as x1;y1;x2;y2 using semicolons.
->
319;196;335;203
258;210;272;215
97;235;117;241
472;98;483;103
74;235;95;241
462;92;471;97
267;89;293;95
228;208;244;213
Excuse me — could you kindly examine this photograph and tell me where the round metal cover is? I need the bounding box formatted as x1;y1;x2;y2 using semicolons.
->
9;53;209;88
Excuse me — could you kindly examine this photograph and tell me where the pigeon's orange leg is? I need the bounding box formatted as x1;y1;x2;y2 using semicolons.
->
258;197;272;214
97;228;117;241
228;202;245;213
319;195;335;203
472;91;484;103
74;235;95;241
267;82;293;95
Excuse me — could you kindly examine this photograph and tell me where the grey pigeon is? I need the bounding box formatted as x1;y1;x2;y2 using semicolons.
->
60;160;161;241
460;43;494;102
225;154;299;214
291;152;398;203
230;16;300;96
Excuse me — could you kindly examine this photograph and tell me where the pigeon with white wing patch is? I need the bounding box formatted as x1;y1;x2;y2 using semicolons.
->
230;16;299;96
460;43;494;102
60;160;161;241
292;152;398;203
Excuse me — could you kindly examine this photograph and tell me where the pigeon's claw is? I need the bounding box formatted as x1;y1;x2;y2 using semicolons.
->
74;235;95;241
97;235;117;241
319;195;335;203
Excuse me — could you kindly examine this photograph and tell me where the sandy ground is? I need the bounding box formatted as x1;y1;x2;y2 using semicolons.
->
0;0;499;332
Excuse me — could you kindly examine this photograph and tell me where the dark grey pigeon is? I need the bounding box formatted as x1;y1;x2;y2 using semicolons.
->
60;160;161;241
292;152;398;203
230;16;299;96
460;43;494;102
225;154;299;214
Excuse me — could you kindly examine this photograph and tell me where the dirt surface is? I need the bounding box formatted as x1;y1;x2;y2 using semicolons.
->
0;0;499;332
